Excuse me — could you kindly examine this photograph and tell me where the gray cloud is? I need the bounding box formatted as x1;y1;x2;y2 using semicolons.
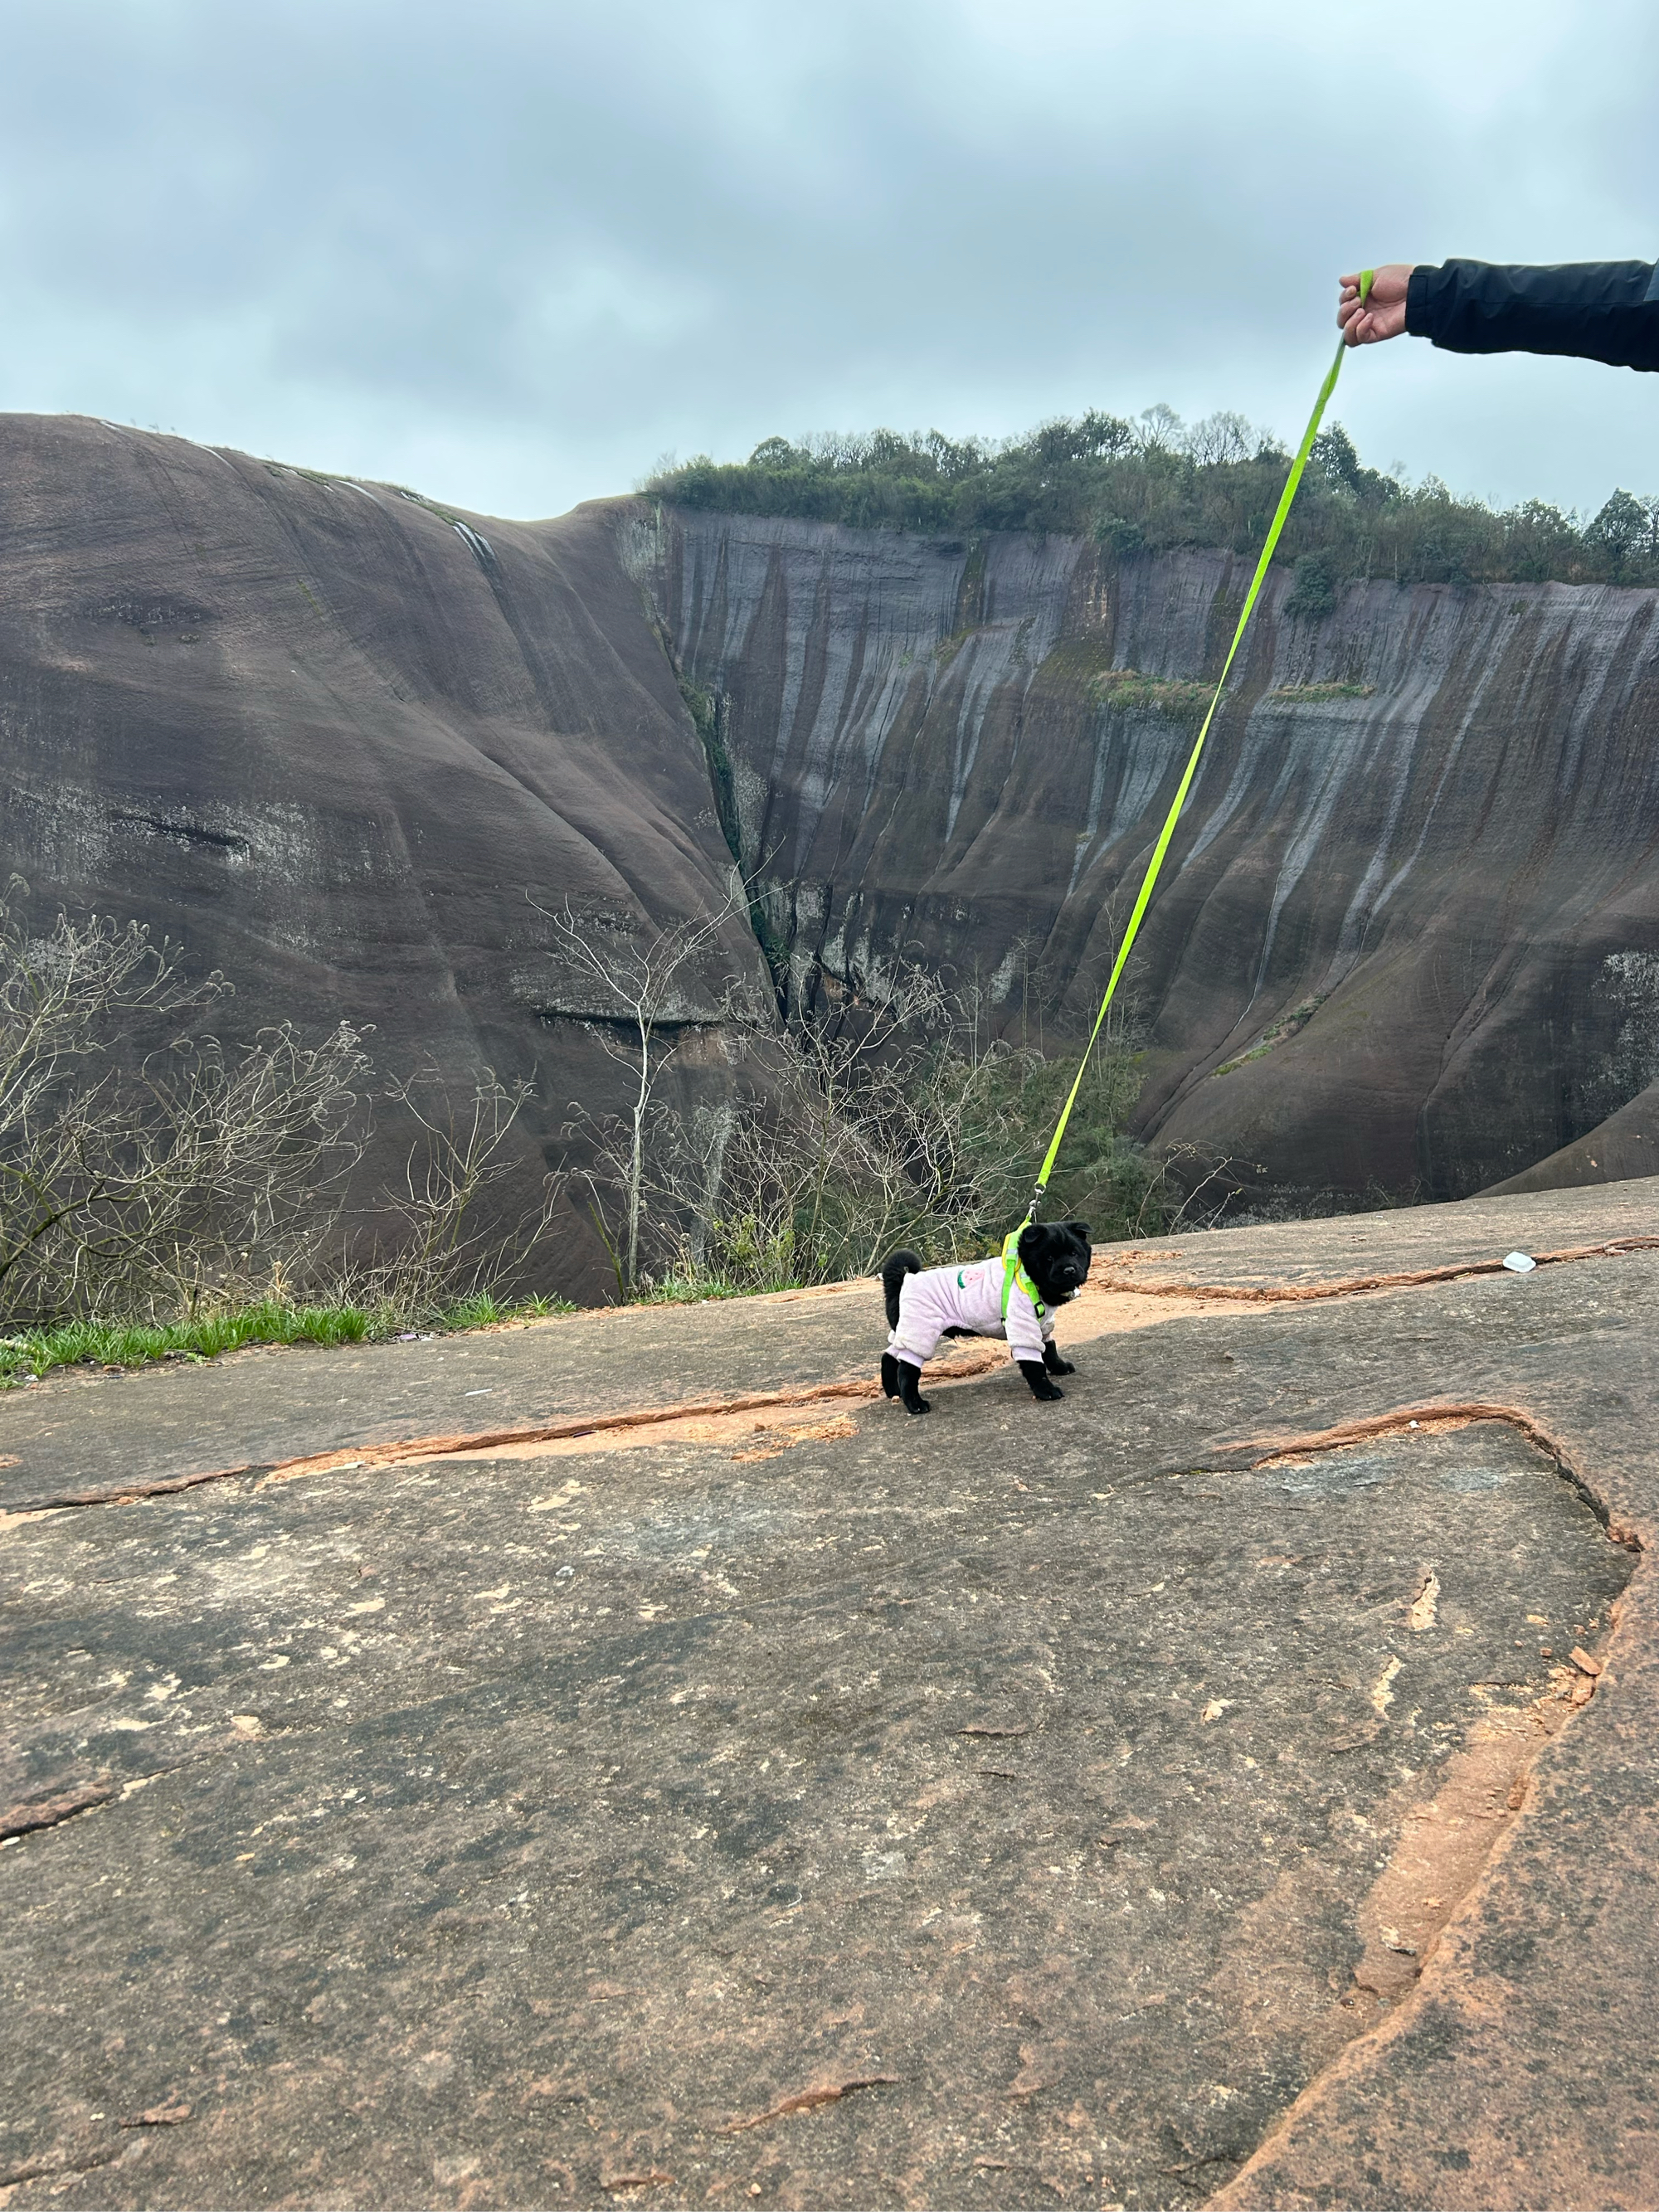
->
2;0;1657;520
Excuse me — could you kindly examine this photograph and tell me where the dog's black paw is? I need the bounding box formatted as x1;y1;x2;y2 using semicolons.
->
1046;1354;1076;1377
893;1358;931;1417
1019;1359;1065;1402
880;1352;901;1399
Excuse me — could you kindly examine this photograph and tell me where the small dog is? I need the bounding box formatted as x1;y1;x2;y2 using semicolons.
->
878;1220;1092;1416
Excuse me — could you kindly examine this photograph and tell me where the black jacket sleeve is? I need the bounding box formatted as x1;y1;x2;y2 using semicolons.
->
1406;259;1659;372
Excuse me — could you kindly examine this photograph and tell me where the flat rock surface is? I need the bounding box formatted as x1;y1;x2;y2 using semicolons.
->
1096;1177;1659;1294
4;1184;1659;2210
0;1286;888;1510
10;1180;1656;1511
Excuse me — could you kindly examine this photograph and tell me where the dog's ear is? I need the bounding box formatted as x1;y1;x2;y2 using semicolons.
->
1067;1219;1091;1243
1017;1223;1050;1259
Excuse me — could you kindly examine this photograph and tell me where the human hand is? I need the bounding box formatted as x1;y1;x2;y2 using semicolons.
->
1338;264;1414;345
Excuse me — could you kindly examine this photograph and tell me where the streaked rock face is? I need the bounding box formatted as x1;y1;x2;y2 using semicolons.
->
644;507;1659;1201
7;411;1659;1291
0;416;763;1297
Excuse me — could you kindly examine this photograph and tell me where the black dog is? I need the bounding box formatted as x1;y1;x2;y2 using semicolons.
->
878;1220;1092;1416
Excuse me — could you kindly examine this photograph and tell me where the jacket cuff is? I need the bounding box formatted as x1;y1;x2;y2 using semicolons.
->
1405;265;1436;338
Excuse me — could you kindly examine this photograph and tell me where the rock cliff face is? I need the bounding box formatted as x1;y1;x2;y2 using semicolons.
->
7;411;1659;1291
641;506;1659;1203
0;416;763;1297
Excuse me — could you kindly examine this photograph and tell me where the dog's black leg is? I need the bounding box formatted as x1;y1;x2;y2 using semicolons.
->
1019;1359;1064;1402
881;1351;902;1399
896;1359;931;1416
1043;1341;1075;1377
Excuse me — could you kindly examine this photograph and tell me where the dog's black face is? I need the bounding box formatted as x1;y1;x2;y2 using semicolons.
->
1017;1219;1092;1305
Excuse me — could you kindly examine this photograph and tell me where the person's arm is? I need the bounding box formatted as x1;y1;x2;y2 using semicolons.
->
1340;259;1659;371
1408;260;1659;370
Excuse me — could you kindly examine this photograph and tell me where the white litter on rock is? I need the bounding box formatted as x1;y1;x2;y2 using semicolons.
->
1501;1251;1537;1273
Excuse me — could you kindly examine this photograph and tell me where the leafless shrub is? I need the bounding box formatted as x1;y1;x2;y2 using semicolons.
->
1127;1141;1245;1237
0;887;368;1322
641;971;997;1288
346;1067;558;1315
0;887;560;1328
537;881;765;1294
620;965;1154;1295
1181;410;1257;468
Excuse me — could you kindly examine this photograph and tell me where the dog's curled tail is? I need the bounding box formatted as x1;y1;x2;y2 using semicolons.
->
880;1249;923;1329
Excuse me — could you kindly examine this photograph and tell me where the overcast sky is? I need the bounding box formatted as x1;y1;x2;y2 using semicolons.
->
4;0;1657;522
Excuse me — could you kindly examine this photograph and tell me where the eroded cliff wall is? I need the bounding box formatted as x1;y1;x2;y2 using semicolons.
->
640;505;1659;1202
0;417;765;1297
8;411;1659;1270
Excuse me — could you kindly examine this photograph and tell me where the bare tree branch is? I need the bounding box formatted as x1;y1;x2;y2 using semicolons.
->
532;878;765;1293
0;887;560;1327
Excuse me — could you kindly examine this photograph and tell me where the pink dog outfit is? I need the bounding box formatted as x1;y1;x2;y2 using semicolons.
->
887;1242;1053;1369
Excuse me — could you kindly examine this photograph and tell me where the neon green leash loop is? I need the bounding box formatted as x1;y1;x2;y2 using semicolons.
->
1021;271;1373;1223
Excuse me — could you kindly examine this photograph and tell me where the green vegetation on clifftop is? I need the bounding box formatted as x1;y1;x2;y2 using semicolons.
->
649;412;1659;589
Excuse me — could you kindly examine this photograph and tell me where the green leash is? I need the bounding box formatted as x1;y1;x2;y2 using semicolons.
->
1021;272;1373;1224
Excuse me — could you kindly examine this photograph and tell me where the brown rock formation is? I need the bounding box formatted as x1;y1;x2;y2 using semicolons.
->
642;506;1659;1203
0;416;763;1297
7;411;1659;1291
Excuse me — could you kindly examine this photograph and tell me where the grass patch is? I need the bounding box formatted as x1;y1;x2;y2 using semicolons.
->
1213;1045;1271;1077
1214;993;1328;1077
630;1273;775;1305
0;1301;372;1386
1088;668;1217;724
1264;681;1377;703
429;1291;572;1331
0;1291;577;1388
1050;654;1373;722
